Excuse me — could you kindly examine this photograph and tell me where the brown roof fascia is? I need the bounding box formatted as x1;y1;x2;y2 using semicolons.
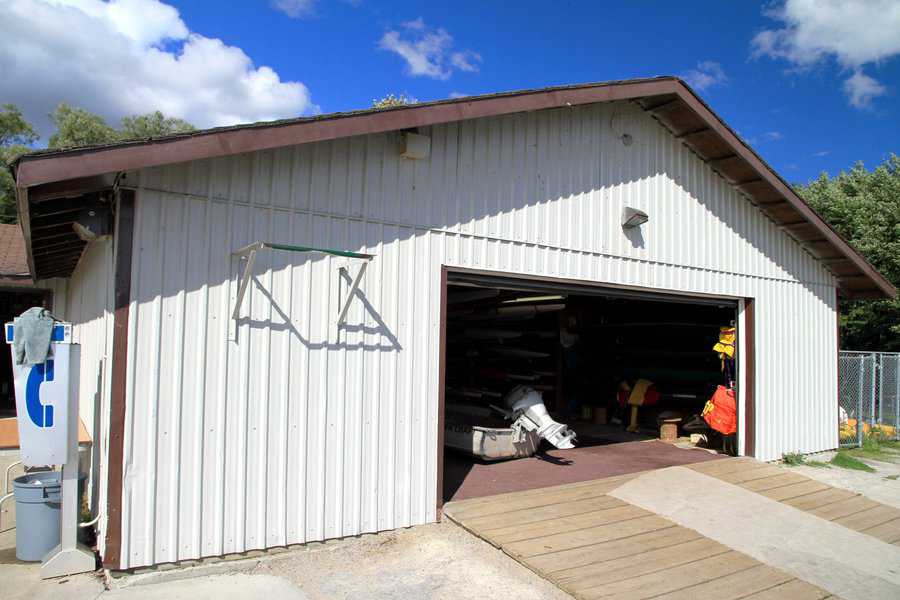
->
670;86;896;299
12;77;895;298
14;78;676;188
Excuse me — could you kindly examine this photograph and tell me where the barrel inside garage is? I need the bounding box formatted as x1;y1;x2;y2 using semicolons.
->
440;271;742;503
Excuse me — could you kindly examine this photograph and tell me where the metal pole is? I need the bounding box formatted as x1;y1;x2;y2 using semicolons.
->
878;353;884;425
895;355;900;440
870;353;878;432
856;356;864;447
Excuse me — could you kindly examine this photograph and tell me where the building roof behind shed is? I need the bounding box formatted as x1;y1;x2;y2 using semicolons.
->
0;224;29;278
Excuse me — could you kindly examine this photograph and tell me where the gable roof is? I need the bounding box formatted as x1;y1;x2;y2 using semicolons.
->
0;223;29;278
10;76;895;299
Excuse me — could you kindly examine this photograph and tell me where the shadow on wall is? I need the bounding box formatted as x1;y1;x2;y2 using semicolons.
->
238;273;402;353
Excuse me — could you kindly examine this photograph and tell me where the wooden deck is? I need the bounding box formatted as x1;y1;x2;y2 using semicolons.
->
687;458;900;545
444;464;835;600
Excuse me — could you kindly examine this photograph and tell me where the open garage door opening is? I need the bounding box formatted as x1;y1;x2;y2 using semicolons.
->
440;271;741;504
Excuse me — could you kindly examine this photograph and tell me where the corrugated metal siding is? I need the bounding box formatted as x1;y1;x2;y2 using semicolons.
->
118;101;838;568
58;238;116;556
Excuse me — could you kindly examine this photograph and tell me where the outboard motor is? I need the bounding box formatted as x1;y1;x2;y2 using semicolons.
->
504;385;577;450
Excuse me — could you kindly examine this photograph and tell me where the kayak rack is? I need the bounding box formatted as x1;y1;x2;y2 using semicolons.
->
231;241;374;332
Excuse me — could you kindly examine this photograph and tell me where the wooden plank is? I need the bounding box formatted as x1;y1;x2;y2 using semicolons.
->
504;514;674;558
834;505;900;532
653;564;793;600
465;494;624;531
742;579;830;600
687;457;760;476
862;517;900;544
486;505;651;546
446;471;637;511
716;465;787;484
757;480;830;502
740;472;809;492
528;526;702;574
782;487;859;512
578;551;758;600
555;538;729;594
446;476;635;520
809;496;881;521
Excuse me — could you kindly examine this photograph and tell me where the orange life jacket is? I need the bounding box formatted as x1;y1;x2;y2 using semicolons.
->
702;385;737;435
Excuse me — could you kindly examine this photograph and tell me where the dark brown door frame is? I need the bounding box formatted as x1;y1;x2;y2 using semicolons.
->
743;297;756;458
103;189;135;570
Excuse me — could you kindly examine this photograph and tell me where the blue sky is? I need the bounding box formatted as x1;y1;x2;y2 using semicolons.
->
2;1;899;184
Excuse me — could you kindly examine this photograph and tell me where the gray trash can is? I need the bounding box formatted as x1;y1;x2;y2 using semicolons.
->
12;471;85;562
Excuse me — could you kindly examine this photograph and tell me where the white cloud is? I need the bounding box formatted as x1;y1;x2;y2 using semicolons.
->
379;18;481;80
751;0;899;109
450;50;482;73
743;130;783;145
271;0;315;18
812;150;830;157
680;61;727;91
448;92;470;99
843;70;887;109
0;0;315;134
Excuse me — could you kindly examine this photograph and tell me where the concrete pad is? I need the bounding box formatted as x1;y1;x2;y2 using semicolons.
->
104;573;308;599
610;466;900;600
0;558;104;600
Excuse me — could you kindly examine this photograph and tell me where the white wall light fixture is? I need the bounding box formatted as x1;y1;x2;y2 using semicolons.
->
400;132;430;160
622;206;649;229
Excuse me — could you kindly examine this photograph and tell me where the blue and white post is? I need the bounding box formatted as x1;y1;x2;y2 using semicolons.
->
5;322;95;578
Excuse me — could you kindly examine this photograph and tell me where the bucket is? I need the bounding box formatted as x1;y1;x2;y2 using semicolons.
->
12;471;85;561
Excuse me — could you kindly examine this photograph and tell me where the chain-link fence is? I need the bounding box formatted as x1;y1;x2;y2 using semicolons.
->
839;351;900;447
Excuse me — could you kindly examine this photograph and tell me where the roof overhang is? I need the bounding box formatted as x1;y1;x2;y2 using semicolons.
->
11;77;896;298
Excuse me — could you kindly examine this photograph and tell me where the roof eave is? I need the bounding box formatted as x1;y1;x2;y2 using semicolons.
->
12;78;896;299
15;186;37;285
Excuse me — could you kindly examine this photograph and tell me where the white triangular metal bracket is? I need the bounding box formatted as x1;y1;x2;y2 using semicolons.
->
337;260;369;326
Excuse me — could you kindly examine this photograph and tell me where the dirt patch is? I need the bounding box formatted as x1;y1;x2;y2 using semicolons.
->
256;521;573;600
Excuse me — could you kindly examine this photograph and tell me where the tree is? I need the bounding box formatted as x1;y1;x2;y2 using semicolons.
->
796;155;900;351
372;93;417;109
120;111;195;140
0;104;38;223
48;103;119;149
1;103;197;223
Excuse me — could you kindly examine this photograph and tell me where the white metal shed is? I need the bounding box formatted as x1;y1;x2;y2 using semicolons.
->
12;77;895;570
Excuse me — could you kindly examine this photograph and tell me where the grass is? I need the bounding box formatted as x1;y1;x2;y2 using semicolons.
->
831;451;876;472
789;432;899;473
845;434;900;463
782;452;830;468
885;474;899;481
782;452;805;466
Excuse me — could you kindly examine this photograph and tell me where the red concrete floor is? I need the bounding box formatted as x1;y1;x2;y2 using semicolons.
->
443;440;727;502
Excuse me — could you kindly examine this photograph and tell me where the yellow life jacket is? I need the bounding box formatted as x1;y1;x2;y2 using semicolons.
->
713;326;735;370
628;378;654;406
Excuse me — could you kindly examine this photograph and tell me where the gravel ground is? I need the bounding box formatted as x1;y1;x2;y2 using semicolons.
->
784;450;900;510
256;521;573;600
